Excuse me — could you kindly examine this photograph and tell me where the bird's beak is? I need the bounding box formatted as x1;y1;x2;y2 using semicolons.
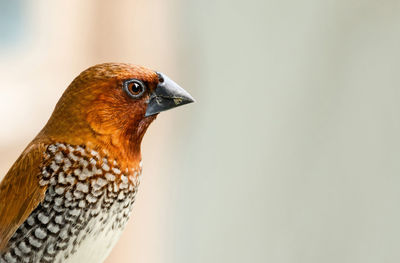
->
145;72;195;117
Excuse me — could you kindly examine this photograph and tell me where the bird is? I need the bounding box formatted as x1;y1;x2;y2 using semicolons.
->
0;63;194;263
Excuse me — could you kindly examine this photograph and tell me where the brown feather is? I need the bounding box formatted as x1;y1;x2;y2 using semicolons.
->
0;142;50;250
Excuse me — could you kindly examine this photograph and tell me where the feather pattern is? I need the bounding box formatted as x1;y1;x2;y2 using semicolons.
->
0;143;141;262
0;142;49;251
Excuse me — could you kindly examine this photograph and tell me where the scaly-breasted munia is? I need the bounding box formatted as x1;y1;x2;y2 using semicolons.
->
0;63;194;263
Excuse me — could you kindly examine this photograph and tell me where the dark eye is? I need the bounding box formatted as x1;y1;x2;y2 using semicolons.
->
123;79;146;98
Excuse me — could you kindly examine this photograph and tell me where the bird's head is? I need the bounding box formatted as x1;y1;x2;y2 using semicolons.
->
40;63;194;165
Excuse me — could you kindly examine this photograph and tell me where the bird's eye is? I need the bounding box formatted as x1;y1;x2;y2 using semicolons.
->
123;79;146;98
128;82;142;95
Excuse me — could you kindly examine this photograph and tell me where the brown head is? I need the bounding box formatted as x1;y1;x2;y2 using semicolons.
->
38;63;194;167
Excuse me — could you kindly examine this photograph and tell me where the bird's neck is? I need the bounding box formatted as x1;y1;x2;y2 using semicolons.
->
39;98;156;169
37;125;143;171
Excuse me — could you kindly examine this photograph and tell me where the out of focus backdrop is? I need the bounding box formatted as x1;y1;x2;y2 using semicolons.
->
1;0;400;262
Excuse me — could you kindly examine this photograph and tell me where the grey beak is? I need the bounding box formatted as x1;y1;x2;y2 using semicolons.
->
145;72;195;117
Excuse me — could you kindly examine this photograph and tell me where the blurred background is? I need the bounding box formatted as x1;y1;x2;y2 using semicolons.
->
1;0;400;262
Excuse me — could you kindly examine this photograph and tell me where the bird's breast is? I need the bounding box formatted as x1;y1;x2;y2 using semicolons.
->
0;143;142;263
